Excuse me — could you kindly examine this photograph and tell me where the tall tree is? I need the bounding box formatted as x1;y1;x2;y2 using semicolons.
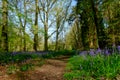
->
102;0;120;47
12;0;28;51
66;6;83;50
89;0;99;48
76;0;91;50
33;0;39;51
23;0;27;51
1;0;8;51
39;0;57;51
75;0;106;49
54;0;72;51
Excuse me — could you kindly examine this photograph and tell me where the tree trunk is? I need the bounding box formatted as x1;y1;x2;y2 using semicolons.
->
1;0;8;51
19;28;23;51
23;27;26;51
34;0;39;51
55;16;60;51
44;6;49;51
44;24;48;51
90;0;99;49
55;26;59;51
23;0;27;51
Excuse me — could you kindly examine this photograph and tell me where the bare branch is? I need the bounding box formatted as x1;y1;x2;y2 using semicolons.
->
48;30;56;38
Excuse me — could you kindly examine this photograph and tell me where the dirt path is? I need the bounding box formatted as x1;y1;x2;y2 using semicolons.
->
0;56;69;80
22;56;69;80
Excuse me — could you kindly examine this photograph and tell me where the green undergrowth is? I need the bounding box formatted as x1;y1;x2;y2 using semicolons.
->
41;50;77;58
64;54;120;80
0;52;40;64
0;50;76;64
0;52;44;74
6;58;45;74
0;50;76;74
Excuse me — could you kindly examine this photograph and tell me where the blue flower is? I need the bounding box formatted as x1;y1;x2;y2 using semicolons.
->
105;49;110;55
117;45;120;51
79;51;88;56
96;48;101;54
89;49;95;56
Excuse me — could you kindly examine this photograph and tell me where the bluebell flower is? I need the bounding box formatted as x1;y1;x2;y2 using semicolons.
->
89;49;95;56
96;48;101;54
117;45;120;51
105;49;110;55
79;51;88;56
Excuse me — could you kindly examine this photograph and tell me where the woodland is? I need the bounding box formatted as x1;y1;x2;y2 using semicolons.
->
0;0;120;80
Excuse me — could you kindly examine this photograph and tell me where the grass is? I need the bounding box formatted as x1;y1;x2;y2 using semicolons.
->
64;53;120;80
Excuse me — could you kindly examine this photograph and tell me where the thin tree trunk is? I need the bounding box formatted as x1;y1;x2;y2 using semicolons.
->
44;24;48;51
55;26;59;51
23;27;26;51
34;0;39;51
44;5;49;51
23;0;27;51
1;0;8;51
20;28;23;51
55;16;60;51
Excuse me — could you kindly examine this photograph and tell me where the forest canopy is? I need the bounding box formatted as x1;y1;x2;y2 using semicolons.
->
0;0;120;52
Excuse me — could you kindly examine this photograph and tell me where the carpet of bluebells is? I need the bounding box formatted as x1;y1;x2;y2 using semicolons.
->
64;46;120;80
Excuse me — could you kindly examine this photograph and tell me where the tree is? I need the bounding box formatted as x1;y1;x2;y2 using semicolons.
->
33;0;39;51
102;0;120;47
76;0;92;50
39;0;57;51
65;6;83;50
8;0;35;51
11;0;27;51
75;0;106;49
1;0;8;51
54;0;72;51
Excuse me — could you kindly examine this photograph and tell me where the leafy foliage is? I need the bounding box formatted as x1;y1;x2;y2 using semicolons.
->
20;63;34;71
41;50;77;58
64;53;120;79
0;52;39;64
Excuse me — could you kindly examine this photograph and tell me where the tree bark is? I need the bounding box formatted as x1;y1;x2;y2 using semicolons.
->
90;0;99;48
34;0;39;51
1;0;8;51
55;21;59;51
44;24;48;51
44;3;49;51
23;0;27;51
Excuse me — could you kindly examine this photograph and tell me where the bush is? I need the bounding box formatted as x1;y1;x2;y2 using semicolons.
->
64;54;120;80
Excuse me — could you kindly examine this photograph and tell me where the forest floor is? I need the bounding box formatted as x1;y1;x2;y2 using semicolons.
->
0;56;70;80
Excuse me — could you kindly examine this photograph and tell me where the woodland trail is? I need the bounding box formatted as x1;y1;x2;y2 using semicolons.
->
0;56;70;80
